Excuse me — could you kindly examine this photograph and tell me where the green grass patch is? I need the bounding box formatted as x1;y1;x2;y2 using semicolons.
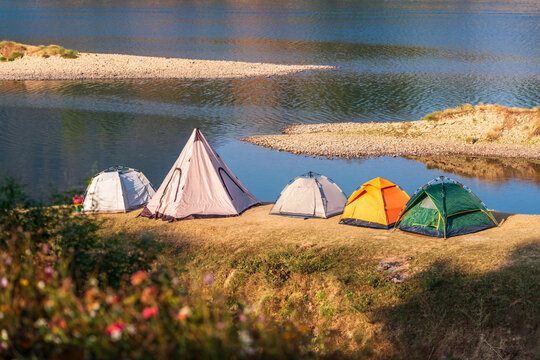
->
0;40;79;60
424;103;474;121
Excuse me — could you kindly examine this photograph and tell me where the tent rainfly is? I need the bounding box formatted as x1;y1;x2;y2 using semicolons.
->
83;166;155;213
340;177;410;229
394;176;498;238
140;128;259;221
270;171;347;218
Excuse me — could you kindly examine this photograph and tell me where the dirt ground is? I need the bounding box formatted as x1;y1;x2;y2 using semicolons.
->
98;205;540;273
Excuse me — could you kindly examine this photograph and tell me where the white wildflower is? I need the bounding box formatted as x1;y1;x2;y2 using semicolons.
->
110;329;122;342
238;329;255;355
126;324;136;335
34;318;48;328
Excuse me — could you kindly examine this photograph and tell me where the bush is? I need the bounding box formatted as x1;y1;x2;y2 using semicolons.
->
60;50;79;59
0;178;316;358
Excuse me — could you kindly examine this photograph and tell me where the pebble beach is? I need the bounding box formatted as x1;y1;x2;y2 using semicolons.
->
243;105;540;160
0;52;333;80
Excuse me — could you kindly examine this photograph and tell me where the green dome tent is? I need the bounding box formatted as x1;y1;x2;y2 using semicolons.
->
395;176;497;238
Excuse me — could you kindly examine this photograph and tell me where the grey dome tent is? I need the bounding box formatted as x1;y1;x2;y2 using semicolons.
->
140;128;259;221
270;171;347;218
83;166;155;213
394;176;498;238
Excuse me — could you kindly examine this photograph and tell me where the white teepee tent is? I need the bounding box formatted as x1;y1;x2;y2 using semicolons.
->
270;171;347;218
83;166;155;213
140;128;259;221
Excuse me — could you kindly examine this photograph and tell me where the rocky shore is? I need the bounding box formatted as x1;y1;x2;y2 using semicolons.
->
0;52;333;80
243;105;540;160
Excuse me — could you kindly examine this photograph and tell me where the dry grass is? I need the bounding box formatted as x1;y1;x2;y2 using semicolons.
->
281;104;540;145
485;125;503;141
0;40;79;60
94;205;540;358
528;119;540;138
97;206;538;266
246;104;540;160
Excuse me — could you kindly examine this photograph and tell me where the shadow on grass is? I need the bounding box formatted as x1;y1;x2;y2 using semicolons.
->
377;242;540;360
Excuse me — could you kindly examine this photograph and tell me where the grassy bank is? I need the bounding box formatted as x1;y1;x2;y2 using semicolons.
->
0;40;79;61
1;178;539;359
97;205;540;359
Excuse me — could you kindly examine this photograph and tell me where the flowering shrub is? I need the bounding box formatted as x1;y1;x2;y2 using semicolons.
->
0;247;311;358
72;195;84;205
0;178;314;359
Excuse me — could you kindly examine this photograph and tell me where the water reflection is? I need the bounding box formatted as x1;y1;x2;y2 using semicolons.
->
409;157;540;184
0;0;539;213
0;72;538;131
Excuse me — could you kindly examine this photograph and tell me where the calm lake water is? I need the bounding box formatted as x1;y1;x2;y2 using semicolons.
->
0;0;539;213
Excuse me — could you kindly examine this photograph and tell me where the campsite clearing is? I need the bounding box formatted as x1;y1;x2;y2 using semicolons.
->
97;205;540;358
242;104;540;160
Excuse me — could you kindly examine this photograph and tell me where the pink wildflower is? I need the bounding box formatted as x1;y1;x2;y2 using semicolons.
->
238;314;247;323
106;295;120;305
142;306;159;319
176;306;191;321
0;278;7;288
204;273;215;285
130;271;148;286
141;287;158;304
106;323;124;337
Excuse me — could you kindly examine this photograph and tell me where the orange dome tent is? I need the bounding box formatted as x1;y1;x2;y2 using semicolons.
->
340;177;409;229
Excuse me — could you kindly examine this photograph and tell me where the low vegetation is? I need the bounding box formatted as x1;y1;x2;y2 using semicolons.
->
422;104;540;143
0;178;310;359
277;104;540;146
1;177;539;359
423;103;475;121
0;40;79;61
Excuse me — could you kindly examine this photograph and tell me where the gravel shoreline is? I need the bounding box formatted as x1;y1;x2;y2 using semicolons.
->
242;105;540;160
0;52;333;80
243;133;539;160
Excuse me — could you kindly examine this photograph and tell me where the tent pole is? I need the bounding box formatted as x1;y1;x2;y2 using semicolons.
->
442;179;447;239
